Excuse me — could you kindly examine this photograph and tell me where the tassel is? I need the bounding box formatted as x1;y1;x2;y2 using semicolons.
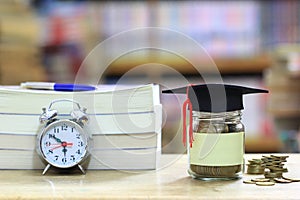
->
182;85;194;147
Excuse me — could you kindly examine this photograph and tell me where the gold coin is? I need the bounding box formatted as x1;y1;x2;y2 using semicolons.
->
283;177;300;182
251;178;270;182
249;159;263;164
267;165;286;171
271;155;289;159
262;155;271;158
271;161;282;165
274;178;292;183
243;180;256;184
264;172;277;178
247;165;265;174
282;168;288;173
256;182;275;186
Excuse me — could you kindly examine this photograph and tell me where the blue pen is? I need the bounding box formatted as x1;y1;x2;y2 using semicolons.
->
20;82;96;91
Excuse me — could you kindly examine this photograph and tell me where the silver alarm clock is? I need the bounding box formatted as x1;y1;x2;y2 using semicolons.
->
37;99;90;175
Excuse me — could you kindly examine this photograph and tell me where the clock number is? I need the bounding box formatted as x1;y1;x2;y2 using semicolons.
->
54;127;59;134
76;149;81;155
45;141;51;147
70;155;75;161
48;149;53;154
76;134;80;139
62;158;67;163
49;134;55;139
54;155;59;161
78;141;84;147
61;124;68;131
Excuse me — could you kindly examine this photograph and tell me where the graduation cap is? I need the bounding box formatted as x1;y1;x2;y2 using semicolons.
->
163;84;268;146
163;84;268;113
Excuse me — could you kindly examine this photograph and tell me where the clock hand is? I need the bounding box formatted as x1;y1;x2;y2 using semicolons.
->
51;135;63;143
61;142;70;157
50;142;73;151
50;145;63;151
62;147;67;157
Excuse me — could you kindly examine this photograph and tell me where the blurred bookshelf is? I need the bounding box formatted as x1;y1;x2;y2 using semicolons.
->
0;0;46;84
29;0;300;79
2;0;300;152
265;44;300;153
106;54;271;76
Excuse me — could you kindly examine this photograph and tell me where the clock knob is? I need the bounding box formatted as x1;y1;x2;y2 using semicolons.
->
39;107;58;123
70;108;88;124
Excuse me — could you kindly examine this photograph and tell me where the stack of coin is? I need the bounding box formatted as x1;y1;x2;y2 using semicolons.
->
262;155;288;179
243;155;300;186
246;158;265;174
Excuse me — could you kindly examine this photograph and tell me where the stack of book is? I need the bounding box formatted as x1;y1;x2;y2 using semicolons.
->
0;84;162;170
0;0;46;84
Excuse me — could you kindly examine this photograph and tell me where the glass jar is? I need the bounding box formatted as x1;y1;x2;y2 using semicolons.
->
188;110;245;180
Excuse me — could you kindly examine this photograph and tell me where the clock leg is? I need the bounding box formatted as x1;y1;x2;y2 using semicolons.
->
78;164;86;174
42;164;51;175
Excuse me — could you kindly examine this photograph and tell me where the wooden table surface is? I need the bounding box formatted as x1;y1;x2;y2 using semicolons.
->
0;154;299;199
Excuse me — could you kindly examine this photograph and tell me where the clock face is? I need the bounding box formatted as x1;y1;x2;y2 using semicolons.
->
39;120;88;168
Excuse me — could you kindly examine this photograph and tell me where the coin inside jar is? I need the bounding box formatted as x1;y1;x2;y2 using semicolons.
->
188;111;244;180
189;164;241;178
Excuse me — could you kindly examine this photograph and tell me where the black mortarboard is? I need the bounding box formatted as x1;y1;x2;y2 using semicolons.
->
163;84;268;112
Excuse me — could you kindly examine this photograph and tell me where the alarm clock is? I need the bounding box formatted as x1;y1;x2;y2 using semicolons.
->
37;99;90;175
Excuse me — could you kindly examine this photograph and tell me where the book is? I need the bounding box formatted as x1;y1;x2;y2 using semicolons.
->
0;84;162;170
0;148;157;170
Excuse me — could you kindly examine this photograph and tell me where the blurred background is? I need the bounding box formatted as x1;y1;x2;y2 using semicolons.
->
0;0;299;153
